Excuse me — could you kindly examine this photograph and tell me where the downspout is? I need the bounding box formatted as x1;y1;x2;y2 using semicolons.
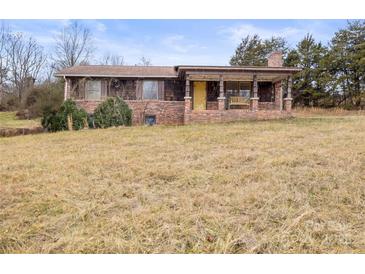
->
63;76;68;101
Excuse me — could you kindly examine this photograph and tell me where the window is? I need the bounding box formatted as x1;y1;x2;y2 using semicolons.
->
258;82;273;102
225;81;238;95
145;115;156;126
164;80;184;101
85;80;101;100
143;80;158;99
239;82;251;98
207;81;220;101
225;81;251;98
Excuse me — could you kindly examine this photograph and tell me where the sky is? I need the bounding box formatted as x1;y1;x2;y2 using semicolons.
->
2;19;352;66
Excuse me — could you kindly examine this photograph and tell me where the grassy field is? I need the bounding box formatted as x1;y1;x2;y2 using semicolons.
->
0;112;40;128
0;115;364;253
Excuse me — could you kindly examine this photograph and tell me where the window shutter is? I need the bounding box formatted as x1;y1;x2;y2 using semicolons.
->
136;80;143;100
158;81;164;100
80;79;86;99
101;80;108;100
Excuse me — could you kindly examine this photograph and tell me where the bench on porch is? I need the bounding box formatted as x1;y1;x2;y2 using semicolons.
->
229;96;250;108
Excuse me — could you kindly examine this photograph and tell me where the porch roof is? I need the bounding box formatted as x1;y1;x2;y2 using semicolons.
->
176;65;301;81
175;65;301;73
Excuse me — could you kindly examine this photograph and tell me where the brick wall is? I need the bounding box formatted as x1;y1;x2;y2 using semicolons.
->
207;101;218;110
267;51;283;67
126;100;185;125
75;100;185;125
274;81;282;110
184;109;292;124
258;102;276;110
76;99;290;126
76;100;100;113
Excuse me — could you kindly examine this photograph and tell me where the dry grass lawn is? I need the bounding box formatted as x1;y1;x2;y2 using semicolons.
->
0;112;40;128
0;115;364;253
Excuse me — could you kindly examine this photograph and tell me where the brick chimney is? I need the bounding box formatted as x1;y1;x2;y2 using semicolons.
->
267;51;283;67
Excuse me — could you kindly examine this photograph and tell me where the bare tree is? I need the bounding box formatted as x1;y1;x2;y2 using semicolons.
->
137;56;152;66
0;23;10;99
7;33;46;100
53;21;94;70
100;53;125;65
41;61;57;84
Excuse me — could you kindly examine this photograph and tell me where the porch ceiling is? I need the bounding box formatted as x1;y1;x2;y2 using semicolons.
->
187;72;290;82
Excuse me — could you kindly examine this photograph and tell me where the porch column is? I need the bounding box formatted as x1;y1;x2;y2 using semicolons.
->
185;77;190;97
184;77;192;124
284;75;293;112
218;75;225;110
64;77;71;101
250;74;259;111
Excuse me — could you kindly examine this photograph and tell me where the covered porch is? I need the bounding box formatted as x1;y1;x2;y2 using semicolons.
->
183;71;294;113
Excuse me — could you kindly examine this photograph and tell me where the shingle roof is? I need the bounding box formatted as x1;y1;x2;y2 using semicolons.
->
54;65;178;78
55;65;301;78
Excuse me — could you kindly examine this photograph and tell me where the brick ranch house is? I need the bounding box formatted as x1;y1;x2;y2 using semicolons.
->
55;52;301;125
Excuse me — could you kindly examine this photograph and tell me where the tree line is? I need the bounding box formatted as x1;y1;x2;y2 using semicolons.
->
0;20;151;105
230;20;365;109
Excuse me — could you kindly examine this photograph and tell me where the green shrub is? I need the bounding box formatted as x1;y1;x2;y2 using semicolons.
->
19;81;64;119
41;99;87;132
93;97;132;128
41;109;66;132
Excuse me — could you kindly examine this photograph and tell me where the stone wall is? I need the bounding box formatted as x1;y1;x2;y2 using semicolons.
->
75;100;185;125
184;109;292;124
0;126;44;137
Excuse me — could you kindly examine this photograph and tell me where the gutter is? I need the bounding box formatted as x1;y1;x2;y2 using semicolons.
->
54;74;178;78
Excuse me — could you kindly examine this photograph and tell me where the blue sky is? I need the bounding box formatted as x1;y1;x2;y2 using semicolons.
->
3;19;352;66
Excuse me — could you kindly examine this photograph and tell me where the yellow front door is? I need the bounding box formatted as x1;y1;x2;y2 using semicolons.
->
193;82;207;110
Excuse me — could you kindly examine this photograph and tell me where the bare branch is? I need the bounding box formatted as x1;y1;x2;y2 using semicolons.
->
53;21;94;70
7;33;46;100
137;56;152;66
100;53;125;65
0;23;10;93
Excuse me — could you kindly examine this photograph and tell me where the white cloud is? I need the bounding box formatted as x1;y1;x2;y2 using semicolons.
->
95;22;107;32
93;37;145;64
218;21;334;47
161;34;205;54
219;24;302;44
58;19;71;27
162;34;189;53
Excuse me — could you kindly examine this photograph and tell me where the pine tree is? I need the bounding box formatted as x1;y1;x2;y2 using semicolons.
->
324;20;365;108
229;35;288;66
285;34;328;106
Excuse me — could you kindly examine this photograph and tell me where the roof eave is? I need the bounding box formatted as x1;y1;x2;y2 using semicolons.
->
176;66;301;72
54;74;178;78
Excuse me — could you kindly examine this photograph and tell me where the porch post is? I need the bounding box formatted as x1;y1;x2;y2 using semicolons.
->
185;77;190;97
218;75;225;110
184;77;192;124
64;76;71;101
284;75;293;112
250;74;259;111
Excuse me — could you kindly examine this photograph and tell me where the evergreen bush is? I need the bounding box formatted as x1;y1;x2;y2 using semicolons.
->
93;97;132;128
41;99;87;132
